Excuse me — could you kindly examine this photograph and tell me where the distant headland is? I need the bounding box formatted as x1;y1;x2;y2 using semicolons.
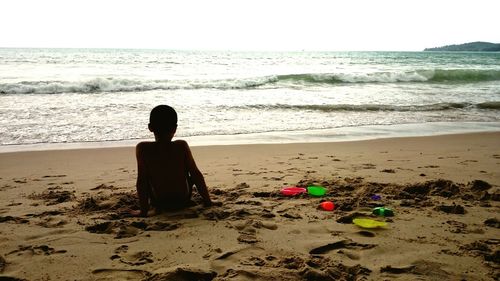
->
424;41;500;52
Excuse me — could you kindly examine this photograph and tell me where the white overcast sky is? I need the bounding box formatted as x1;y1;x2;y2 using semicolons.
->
1;0;499;51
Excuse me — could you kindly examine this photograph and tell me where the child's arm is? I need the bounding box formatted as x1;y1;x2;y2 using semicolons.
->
135;143;150;216
182;141;212;207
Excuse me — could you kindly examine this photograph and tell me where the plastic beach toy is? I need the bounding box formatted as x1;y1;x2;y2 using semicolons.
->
319;201;335;211
281;187;307;196
307;185;327;197
372;207;394;217
352;218;388;229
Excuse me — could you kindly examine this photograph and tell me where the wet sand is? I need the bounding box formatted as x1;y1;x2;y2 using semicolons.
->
0;132;499;280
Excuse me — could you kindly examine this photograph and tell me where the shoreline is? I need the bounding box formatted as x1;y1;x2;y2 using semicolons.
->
1;131;499;186
1;121;500;153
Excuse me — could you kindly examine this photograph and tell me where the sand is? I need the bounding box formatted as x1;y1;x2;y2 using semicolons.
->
0;132;499;280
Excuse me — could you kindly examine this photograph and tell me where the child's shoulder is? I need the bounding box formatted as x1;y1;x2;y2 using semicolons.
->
171;139;190;150
136;140;190;150
136;141;155;149
172;139;188;145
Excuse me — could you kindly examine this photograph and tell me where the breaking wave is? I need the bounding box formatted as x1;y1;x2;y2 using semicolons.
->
0;77;273;95
276;69;500;84
1;69;499;95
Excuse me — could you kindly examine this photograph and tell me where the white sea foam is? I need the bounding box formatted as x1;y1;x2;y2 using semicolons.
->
3;68;500;95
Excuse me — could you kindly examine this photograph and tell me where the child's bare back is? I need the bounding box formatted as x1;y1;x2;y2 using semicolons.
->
134;105;211;216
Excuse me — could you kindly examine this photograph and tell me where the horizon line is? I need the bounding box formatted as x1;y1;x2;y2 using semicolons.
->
0;46;431;52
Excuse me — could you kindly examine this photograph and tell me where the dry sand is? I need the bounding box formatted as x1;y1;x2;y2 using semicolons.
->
0;132;499;280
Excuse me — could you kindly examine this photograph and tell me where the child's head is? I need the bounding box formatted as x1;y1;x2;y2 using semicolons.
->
148;105;178;136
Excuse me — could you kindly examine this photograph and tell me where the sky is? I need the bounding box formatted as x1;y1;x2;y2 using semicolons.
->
1;0;499;51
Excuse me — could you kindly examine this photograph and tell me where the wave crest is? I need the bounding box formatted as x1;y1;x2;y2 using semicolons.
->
1;69;499;95
277;69;500;84
0;77;276;95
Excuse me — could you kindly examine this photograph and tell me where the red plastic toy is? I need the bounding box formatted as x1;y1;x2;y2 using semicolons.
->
319;201;335;211
281;187;307;196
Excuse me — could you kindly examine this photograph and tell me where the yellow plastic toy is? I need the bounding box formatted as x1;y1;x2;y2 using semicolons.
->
352;218;388;228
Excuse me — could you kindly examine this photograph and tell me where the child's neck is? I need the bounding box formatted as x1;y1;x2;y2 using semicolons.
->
154;134;173;143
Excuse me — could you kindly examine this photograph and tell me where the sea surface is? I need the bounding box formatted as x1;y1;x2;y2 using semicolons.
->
1;48;499;151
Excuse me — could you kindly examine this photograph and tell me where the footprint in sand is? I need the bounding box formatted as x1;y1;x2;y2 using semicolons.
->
74;191;139;215
304;256;371;280
460;239;499;264
92;268;151;280
114;245;129;254
214;246;371;280
445;220;469;233
116;251;154;266
239;256;266;267
484;218;500;228
233;219;277;244
260;209;276;219
26;210;63;218
110;245;131;261
148;267;216;281
27;189;75;205
85;221;115;234
237;234;259;244
37;217;67;228
309;238;376;255
203;209;231;221
7;245;67;257
381;260;449;279
0;216;29;224
234;222;258;243
90;183;116;191
212;246;275;277
13;178;27;184
86;220;180;239
278;256;305;269
233;219;277;232
435;204;466;214
279;210;302;219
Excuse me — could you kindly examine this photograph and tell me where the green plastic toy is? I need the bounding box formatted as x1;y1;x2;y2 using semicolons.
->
372;207;394;217
307;185;326;197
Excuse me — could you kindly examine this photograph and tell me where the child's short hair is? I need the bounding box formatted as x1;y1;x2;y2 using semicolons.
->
149;105;178;133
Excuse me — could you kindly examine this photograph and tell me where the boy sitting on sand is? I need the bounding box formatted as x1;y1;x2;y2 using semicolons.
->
132;105;212;217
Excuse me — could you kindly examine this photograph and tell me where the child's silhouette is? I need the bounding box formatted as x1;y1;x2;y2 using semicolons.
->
132;105;212;216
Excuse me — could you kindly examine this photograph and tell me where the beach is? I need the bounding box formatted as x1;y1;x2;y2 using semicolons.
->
1;132;499;280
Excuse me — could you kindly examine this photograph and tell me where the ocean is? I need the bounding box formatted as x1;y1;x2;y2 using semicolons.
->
1;48;499;151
